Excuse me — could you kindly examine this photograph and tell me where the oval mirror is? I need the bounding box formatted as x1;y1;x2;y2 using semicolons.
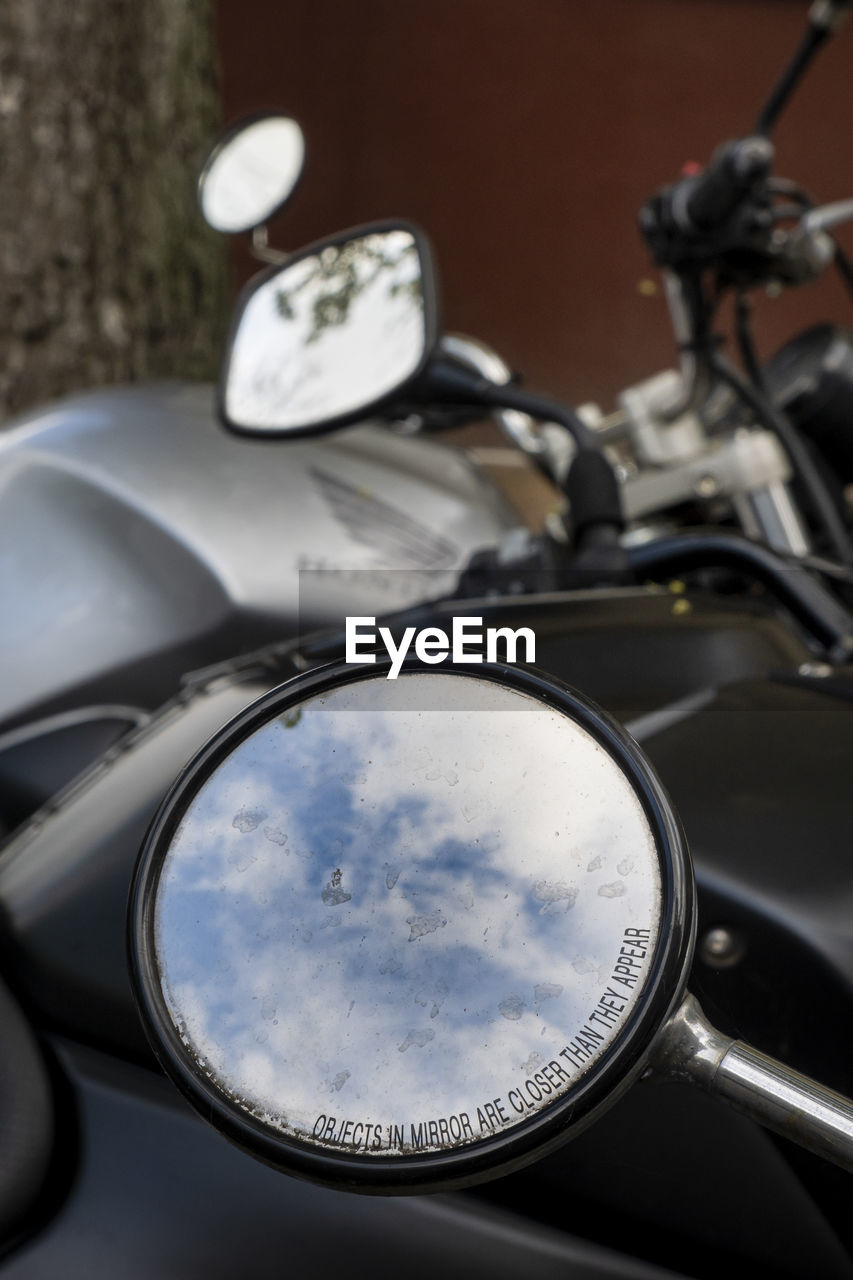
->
219;222;437;437
130;661;853;1191
199;114;305;234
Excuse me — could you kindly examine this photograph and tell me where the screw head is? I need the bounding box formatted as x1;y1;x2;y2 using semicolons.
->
700;926;744;968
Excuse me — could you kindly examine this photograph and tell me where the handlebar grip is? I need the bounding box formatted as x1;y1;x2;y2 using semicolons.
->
676;136;775;232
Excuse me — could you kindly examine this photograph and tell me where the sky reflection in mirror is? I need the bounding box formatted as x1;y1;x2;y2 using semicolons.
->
154;673;662;1156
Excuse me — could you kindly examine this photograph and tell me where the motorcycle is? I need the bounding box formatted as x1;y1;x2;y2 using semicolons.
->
0;301;515;838
3;1;853;1277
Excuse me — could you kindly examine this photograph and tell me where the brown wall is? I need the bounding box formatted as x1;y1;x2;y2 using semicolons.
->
215;0;853;407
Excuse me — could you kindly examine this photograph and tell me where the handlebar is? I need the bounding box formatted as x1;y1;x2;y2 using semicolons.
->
626;531;853;660
673;137;775;234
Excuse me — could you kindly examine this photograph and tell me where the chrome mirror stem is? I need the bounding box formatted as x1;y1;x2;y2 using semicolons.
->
653;993;853;1173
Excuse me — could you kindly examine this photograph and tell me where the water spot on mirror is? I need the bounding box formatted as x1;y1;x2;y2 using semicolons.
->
499;995;525;1021
322;869;352;906
263;827;288;847
227;849;257;873
599;881;627;898
532;881;578;913
533;983;563;1010
415;980;449;1019
233;807;267;833
398;1029;435;1053
407;910;446;941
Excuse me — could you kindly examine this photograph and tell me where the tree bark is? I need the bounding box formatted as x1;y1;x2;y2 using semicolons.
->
0;0;227;419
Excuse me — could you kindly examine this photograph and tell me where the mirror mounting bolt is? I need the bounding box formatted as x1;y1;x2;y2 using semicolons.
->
700;926;744;968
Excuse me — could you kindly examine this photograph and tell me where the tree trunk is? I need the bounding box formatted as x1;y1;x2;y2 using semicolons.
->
0;0;227;420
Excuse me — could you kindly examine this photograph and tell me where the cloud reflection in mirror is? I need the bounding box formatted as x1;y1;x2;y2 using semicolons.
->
154;673;662;1155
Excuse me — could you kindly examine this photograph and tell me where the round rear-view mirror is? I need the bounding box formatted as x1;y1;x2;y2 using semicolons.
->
199;113;305;234
129;662;853;1192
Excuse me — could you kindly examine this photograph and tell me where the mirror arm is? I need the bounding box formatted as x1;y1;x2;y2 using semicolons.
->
250;225;290;265
652;994;853;1174
438;334;569;482
755;0;849;136
413;357;598;453
410;357;626;553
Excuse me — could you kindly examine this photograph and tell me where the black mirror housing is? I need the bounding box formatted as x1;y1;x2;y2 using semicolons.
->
218;221;440;440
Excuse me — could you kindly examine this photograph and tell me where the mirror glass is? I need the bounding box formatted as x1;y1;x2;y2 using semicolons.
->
199;115;305;234
147;671;664;1165
222;227;429;434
